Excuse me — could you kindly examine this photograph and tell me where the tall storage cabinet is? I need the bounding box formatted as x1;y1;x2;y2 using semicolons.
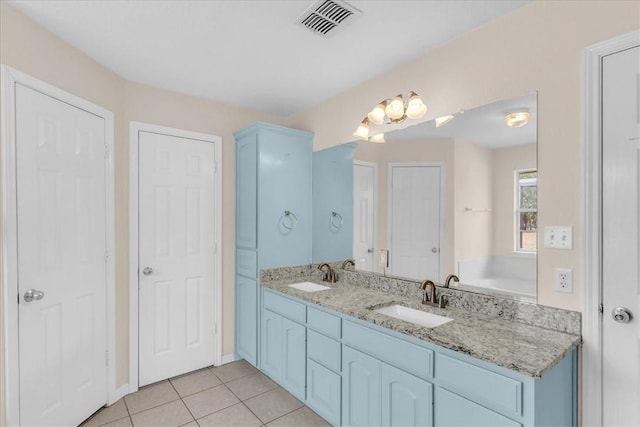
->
234;122;313;366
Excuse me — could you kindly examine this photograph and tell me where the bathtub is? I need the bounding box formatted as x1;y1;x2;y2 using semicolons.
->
457;256;536;301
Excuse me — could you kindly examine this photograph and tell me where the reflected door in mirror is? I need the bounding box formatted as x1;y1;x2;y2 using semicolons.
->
353;162;376;271
389;164;442;281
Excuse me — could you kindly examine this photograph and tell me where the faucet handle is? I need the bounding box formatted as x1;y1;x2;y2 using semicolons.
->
438;294;449;309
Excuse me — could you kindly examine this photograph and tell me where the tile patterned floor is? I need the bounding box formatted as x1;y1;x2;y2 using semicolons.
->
80;361;331;427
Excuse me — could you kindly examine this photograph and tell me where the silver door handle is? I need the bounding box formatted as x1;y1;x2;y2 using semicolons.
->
142;267;153;276
24;289;45;302
611;307;632;323
367;248;374;253
432;247;440;253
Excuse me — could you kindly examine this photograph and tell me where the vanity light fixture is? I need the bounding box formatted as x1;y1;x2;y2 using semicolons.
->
435;114;455;128
354;91;428;141
369;133;385;143
504;111;531;128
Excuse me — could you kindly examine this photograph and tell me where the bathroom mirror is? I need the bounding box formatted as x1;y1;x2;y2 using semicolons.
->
350;93;537;301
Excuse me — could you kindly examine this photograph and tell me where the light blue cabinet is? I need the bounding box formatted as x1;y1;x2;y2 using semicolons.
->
312;143;357;263
381;363;433;427
342;346;381;427
234;123;313;366
437;388;521;427
258;288;577;427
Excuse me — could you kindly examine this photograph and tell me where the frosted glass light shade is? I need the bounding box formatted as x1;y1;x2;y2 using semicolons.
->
369;133;385;143
504;111;530;128
406;92;427;119
385;95;405;120
435;114;455;128
367;103;386;125
353;119;370;140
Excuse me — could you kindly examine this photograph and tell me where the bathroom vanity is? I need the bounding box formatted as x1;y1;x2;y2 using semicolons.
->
258;273;579;427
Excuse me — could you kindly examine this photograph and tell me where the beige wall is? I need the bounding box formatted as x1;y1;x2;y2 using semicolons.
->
454;139;493;264
492;143;537;257
354;138;455;278
288;0;640;312
0;3;283;421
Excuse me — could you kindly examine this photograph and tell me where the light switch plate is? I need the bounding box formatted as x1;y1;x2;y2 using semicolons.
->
544;226;573;249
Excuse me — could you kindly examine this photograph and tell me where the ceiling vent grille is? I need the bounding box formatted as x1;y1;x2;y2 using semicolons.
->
295;0;362;38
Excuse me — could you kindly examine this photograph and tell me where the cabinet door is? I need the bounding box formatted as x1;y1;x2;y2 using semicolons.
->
235;134;257;249
235;276;257;366
436;388;521;427
381;363;433;427
343;346;381;427
261;309;283;380
307;359;341;426
282;318;306;400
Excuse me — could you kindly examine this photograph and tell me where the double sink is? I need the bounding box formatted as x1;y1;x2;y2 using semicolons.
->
287;282;452;328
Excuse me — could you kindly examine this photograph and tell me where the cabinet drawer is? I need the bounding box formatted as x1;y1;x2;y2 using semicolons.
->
236;249;257;278
263;290;306;324
307;306;341;339
437;354;523;418
307;359;341;426
437;388;522;427
343;320;433;379
308;330;341;372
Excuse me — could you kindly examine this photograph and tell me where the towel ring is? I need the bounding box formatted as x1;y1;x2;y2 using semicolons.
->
329;211;343;231
280;210;298;230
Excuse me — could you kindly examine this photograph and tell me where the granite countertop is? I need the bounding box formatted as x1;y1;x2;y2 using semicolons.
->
262;276;581;379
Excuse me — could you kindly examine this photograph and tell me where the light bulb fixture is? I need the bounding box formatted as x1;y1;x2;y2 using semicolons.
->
353;118;370;140
504;111;530;128
367;102;386;125
385;94;405;120
369;133;385;143
406;91;427;119
435;114;455;128
354;91;428;142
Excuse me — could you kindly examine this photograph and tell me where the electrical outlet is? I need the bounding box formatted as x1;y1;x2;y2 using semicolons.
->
554;268;573;293
379;249;389;268
544;226;573;249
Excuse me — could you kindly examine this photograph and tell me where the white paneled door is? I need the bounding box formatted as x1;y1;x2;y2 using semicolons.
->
602;45;640;426
353;162;376;272
389;164;442;281
16;84;107;426
138;130;218;386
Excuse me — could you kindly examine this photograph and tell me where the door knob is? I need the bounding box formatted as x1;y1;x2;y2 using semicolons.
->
24;289;45;302
142;267;153;276
367;248;374;253
611;307;632;323
432;247;440;253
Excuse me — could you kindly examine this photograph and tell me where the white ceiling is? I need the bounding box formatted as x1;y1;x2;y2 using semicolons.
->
384;93;537;148
7;0;531;117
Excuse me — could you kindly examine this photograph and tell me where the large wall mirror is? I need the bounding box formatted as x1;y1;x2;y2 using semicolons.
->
350;93;537;302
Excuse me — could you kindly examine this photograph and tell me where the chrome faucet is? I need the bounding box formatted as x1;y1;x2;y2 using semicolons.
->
445;274;459;288
318;263;337;283
341;259;355;270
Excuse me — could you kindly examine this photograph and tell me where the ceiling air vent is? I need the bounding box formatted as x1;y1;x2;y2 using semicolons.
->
295;0;362;38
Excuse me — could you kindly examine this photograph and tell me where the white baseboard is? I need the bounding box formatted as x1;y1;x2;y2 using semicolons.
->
221;353;240;365
108;384;130;405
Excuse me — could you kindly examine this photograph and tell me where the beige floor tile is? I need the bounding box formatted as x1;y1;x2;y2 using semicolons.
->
244;388;304;424
225;372;278;401
182;384;240;419
170;368;222;397
80;399;129;427
179;422;199;427
130;400;193;427
267;407;331;427
197;403;262;427
210;360;258;383
124;381;180;414
101;417;133;427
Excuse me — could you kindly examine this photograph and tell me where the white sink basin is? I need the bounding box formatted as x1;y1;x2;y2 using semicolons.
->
374;305;452;328
288;282;332;292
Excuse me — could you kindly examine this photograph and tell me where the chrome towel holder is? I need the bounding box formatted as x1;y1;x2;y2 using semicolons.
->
280;210;298;230
329;211;343;231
